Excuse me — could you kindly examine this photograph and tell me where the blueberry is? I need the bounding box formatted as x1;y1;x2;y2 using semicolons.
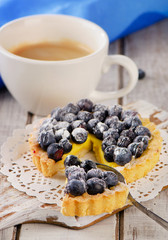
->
117;136;131;148
41;118;52;128
64;155;81;168
135;126;151;138
133;135;149;150
120;129;136;141
86;169;103;180
93;111;106;122
87;119;99;133
39;124;46;133
55;128;70;142
86;177;106;195
53;121;71;132
47;143;64;162
67;167;86;181
44;125;54;134
80;160;97;172
61;113;77;123
92;103;108;113
65;165;80;178
110;120;125;133
59;139;72;153
38;132;56;150
102;136;117;151
121;109;137;120
103;128;119;140
123;117;133;129
138;69;146;80
65;179;86;196
71;127;88;143
113;147;132;166
104;116;119;126
93;122;108;140
131;116;142;129
40;119;53;133
77;98;93;112
102;171;118;188
51;107;62;121
108;105;122;119
51;118;57;126
62;103;80;115
71;120;87;131
77;111;93;123
104;145;116;162
59;110;67;121
128;142;144;158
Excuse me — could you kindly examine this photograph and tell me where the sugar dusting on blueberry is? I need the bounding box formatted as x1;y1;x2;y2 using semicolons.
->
64;155;81;167
114;147;132;166
93;122;108;140
68;167;86;181
38;131;56;150
65;179;86;196
71;127;88;143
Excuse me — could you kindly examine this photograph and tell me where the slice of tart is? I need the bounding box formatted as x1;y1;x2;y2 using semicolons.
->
29;99;162;183
61;156;129;217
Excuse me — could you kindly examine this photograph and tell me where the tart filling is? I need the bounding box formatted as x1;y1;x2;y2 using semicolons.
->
61;156;129;217
29;99;162;182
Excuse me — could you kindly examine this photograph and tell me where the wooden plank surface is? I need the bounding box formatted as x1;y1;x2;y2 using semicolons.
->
122;19;168;239
0;89;27;240
19;215;117;240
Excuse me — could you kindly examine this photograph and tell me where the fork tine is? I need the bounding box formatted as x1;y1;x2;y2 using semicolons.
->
96;162;125;183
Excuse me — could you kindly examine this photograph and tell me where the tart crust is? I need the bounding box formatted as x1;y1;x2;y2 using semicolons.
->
61;182;129;216
29;118;162;183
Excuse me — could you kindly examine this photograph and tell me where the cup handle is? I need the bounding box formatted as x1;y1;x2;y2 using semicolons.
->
89;54;138;101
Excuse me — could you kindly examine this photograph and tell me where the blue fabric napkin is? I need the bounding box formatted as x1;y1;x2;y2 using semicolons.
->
0;0;168;88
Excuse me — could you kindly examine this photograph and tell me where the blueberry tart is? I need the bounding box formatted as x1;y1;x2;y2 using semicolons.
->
29;99;162;183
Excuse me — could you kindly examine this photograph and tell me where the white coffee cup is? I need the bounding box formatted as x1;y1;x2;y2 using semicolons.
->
0;14;138;115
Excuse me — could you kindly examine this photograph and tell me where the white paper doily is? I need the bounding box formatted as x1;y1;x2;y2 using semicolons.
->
0;122;168;207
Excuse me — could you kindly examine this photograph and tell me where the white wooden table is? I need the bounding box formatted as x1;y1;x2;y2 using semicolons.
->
0;19;168;240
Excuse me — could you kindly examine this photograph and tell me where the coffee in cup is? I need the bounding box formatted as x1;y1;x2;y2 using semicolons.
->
0;14;138;115
10;39;93;61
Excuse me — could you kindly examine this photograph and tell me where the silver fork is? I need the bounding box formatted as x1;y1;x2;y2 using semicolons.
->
96;163;168;231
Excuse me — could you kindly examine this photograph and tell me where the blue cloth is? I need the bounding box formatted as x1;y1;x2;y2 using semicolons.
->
0;0;168;88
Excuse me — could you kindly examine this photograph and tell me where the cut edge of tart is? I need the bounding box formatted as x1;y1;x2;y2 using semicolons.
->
61;182;129;217
29;131;92;177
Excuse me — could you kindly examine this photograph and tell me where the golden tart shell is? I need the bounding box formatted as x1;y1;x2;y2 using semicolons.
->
61;182;129;217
